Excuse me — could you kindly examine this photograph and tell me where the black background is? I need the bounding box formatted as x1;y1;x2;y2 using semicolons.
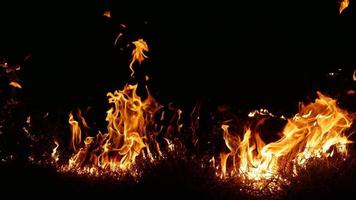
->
0;0;355;114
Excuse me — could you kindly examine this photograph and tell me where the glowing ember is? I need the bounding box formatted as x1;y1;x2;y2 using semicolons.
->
103;10;111;18
347;90;355;95
9;81;22;89
114;32;123;46
339;0;350;14
219;92;353;188
248;109;275;118
129;39;149;77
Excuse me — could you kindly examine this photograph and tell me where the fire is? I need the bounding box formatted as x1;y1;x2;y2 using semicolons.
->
51;140;60;162
339;0;350;14
66;83;163;174
9;81;22;89
56;38;168;175
129;39;149;77
69;112;82;152
219;92;353;187
103;10;111;18
353;69;356;81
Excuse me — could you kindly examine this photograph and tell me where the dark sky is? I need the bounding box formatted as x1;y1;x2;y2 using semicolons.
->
0;0;355;113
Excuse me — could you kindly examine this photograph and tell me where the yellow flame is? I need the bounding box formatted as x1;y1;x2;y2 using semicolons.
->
129;39;149;77
339;0;350;14
67;84;163;172
51;140;60;162
69;112;82;152
220;92;353;185
9;81;22;89
60;38;168;174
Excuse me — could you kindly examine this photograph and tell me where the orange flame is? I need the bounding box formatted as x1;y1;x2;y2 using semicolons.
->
66;84;163;173
9;81;22;89
219;92;353;187
353;69;356;81
339;0;350;14
103;10;111;18
57;38;168;175
69;112;82;152
129;39;149;77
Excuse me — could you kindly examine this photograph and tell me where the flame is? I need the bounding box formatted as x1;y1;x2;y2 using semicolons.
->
129;39;149;77
353;69;356;81
103;10;111;18
69;112;82;152
339;0;350;14
56;38;169;175
219;92;353;186
220;124;240;177
66;83;163;173
51;140;60;162
9;81;22;89
77;109;89;129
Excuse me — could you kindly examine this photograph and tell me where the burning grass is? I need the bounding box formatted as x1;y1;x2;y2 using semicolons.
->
2;149;356;199
0;37;355;199
217;92;353;191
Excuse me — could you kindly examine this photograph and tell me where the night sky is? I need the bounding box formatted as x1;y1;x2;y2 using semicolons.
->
0;0;355;113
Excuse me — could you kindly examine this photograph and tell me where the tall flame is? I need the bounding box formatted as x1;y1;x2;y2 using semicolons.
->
56;38;168;175
69;112;82;152
339;0;350;14
101;84;162;170
129;39;149;77
220;92;353;185
67;83;163;173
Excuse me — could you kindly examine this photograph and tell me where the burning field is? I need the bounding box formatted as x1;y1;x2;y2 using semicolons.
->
0;1;356;199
